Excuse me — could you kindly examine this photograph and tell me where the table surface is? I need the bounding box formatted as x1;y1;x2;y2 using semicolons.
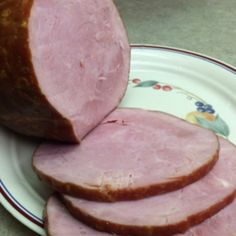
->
1;0;236;235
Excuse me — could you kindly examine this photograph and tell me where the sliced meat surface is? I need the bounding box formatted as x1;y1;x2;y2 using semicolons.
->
47;195;236;236
62;138;236;236
45;196;112;236
0;0;130;143
34;108;219;201
178;197;236;236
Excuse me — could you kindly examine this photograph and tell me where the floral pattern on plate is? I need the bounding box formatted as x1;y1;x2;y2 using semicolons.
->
130;78;230;138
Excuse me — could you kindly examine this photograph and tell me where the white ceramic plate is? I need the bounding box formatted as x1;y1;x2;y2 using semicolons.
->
1;45;236;235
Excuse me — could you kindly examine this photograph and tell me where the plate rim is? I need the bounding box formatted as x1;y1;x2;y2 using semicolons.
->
0;179;44;235
131;44;236;73
1;44;236;235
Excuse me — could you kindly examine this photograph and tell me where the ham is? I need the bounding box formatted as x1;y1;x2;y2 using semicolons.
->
62;138;236;236
178;197;236;235
0;0;130;143
46;195;236;236
45;196;112;236
33;108;219;201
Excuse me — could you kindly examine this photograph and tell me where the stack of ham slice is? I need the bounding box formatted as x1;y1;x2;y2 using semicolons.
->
46;190;236;236
1;0;236;235
43;135;236;236
33;109;219;201
33;106;236;236
61;138;236;236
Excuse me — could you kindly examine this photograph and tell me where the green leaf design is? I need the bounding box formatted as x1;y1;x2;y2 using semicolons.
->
135;80;158;88
196;114;230;137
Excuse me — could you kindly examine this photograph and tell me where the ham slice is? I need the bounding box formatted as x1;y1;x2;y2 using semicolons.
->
0;0;130;143
178;198;236;236
46;195;236;236
45;196;112;236
62;138;236;236
33;108;219;201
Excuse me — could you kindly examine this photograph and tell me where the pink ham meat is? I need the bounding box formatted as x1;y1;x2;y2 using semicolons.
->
178;197;236;235
46;197;236;236
0;0;130;143
33;108;219;201
45;196;112;236
62;138;236;236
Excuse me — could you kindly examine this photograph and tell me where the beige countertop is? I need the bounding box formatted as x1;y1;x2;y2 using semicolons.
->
1;0;236;235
